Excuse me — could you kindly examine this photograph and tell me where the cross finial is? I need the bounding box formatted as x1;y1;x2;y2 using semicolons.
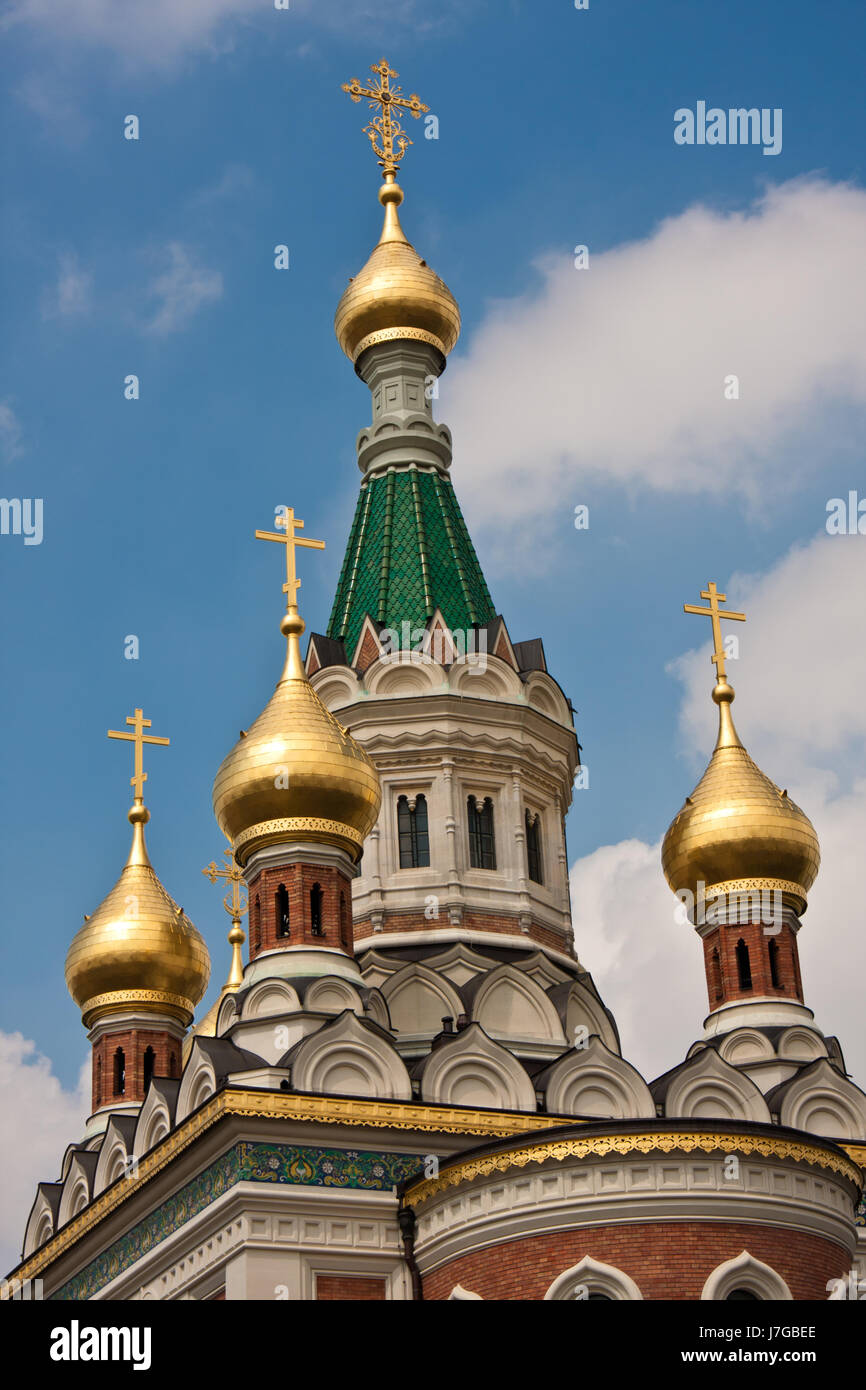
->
341;58;429;178
255;506;325;614
203;848;248;923
107;707;170;801
683;581;746;683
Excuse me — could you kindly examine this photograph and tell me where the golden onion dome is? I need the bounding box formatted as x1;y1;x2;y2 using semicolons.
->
335;176;460;364
662;680;820;915
65;803;210;1028
213;609;381;867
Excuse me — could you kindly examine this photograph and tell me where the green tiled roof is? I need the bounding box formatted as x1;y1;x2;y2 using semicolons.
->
327;467;495;658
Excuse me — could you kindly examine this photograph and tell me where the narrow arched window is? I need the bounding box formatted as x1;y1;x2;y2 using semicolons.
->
310;882;323;936
768;938;781;988
113;1046;126;1097
143;1045;155;1090
253;894;261;952
339;891;348;947
169;1052;177;1078
525;810;543;884
735;938;752;990
397;794;430;868
468;796;496;870
710;947;723;1000
276;882;290;937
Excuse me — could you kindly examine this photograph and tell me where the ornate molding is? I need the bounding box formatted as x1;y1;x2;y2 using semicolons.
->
405;1130;864;1204
354;326;445;360
4;1092;582;1291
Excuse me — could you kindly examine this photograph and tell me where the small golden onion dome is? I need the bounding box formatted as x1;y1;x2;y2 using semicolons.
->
65;803;211;1028
335;176;461;364
213;610;381;867
662;680;820;915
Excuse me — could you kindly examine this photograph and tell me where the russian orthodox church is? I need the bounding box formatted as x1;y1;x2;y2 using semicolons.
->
9;62;865;1303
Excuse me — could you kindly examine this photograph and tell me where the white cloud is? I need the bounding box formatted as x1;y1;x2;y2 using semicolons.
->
0;403;24;463
143;242;223;337
3;0;469;67
41;252;92;319
0;1033;89;1276
571;531;866;1087
448;179;866;529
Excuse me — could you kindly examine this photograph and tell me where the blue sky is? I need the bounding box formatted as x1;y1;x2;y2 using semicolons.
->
1;0;865;1139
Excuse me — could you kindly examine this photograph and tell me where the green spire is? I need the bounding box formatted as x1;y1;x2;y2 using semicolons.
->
327;466;495;658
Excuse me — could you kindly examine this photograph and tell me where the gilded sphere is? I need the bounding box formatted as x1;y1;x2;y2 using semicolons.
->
66;852;211;1026
335;197;461;363
213;668;381;866
661;728;820;915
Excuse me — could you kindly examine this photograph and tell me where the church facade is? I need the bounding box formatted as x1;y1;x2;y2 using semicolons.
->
9;62;865;1303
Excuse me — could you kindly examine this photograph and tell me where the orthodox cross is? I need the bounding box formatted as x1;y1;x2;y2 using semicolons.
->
683;581;746;682
203;848;248;923
341;59;429;176
108;707;170;801
255;506;325;612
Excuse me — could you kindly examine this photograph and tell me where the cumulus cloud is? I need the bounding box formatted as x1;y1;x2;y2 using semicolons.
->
143;242;223;337
0;1033;89;1276
570;532;866;1087
448;178;866;529
41;252;92;320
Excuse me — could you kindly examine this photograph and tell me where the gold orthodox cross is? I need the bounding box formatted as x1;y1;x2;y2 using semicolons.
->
203;848;248;923
255;506;325;611
341;59;429;175
107;707;170;801
683;581;746;682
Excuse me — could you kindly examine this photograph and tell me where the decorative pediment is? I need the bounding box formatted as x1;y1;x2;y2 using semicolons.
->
92;1115;138;1196
58;1151;98;1227
133;1078;180;1158
539;1036;654;1120
286;1010;412;1101
380;962;463;1037
242;978;302;1020
471;965;565;1044
423;942;495;989
544;1256;643;1301
418;1022;535;1112
660;1048;771;1123
175;1038;265;1125
304;976;365;1017
22;1183;62;1259
701;1251;792;1301
774;1058;866;1139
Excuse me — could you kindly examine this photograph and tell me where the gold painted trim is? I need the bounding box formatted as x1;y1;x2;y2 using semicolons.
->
233;817;363;856
5;1092;582;1289
703;878;807;901
405;1130;864;1204
353;326;445;360
82;988;194;1020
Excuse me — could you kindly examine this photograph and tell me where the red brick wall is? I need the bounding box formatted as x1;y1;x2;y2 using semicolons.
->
316;1275;387;1300
91;1029;179;1110
702;921;803;1010
248;861;354;957
355;908;573;956
421;1222;849;1301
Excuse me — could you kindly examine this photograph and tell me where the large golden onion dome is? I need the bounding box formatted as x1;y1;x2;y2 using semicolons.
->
662;679;820;915
66;803;211;1028
335;176;460;364
213;609;381;867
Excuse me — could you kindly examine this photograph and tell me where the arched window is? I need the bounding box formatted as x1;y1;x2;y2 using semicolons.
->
397;794;430;868
276;882;290;937
710;947;723;1001
726;1289;761;1301
768;938;781;989
169;1052;177;1078
143;1045;155;1090
310;883;323;936
735;938;752;990
113;1047;126;1097
525;810;543;884
253;894;261;952
339;891;348;947
468;796;496;870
